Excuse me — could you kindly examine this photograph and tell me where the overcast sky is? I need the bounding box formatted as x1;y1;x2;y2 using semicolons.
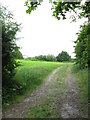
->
0;0;87;58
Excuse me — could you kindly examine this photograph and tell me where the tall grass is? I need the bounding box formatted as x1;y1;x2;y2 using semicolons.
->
3;60;65;109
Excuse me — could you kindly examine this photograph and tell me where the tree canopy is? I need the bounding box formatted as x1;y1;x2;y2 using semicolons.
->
25;0;90;20
56;51;71;62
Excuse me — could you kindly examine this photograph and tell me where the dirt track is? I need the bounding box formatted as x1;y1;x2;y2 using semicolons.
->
3;67;61;118
59;68;87;118
2;66;88;118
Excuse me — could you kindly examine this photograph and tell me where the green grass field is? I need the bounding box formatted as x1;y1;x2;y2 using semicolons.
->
3;60;66;109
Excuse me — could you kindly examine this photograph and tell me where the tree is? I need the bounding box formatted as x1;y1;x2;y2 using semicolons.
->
0;6;23;106
51;1;90;20
35;55;47;61
1;6;20;86
56;51;71;62
74;23;90;69
25;0;90;21
46;54;56;61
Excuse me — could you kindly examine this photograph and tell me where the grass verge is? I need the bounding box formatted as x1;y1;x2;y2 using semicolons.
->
72;64;88;114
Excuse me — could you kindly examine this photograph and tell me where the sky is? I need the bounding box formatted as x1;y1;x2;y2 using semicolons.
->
0;0;87;58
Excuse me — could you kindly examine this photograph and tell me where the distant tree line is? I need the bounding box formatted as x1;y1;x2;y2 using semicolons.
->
27;51;71;62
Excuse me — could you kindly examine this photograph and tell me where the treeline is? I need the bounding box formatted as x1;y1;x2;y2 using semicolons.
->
27;51;72;62
74;23;90;69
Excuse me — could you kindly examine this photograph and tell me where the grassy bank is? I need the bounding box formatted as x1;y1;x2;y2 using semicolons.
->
3;60;66;109
72;65;88;114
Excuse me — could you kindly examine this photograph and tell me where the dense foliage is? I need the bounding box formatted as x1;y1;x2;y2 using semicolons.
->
0;6;23;106
56;51;71;62
1;6;19;84
52;1;90;20
74;23;90;69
